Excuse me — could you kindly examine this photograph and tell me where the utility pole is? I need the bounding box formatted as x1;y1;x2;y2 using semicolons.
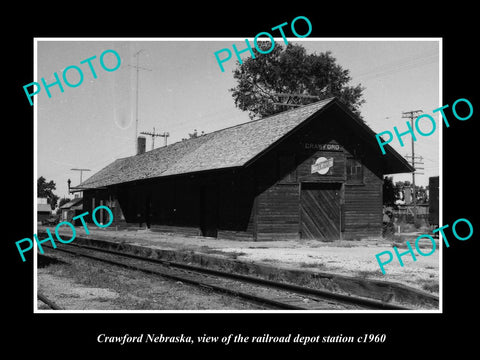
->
160;132;170;147
140;127;170;149
402;110;423;223
70;168;91;184
128;49;152;154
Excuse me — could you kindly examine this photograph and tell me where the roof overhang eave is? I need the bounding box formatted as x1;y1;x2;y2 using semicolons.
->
69;185;108;193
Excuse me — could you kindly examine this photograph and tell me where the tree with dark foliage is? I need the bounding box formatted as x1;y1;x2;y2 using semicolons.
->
37;176;59;209
230;43;365;121
58;197;72;208
383;176;396;206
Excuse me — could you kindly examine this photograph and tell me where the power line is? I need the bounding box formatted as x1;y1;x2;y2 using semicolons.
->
354;52;438;81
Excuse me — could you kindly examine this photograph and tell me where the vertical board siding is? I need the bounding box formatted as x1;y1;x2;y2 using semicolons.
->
343;167;383;239
256;183;300;240
300;183;341;241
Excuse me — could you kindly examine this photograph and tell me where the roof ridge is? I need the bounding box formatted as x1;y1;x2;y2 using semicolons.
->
135;97;337;158
155;98;337;175
133;128;212;158
79;97;343;189
204;97;336;136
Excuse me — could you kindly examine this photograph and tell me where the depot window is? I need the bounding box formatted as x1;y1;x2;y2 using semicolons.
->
346;157;363;184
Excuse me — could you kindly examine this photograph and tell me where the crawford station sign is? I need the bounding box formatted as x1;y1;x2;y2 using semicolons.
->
304;143;341;151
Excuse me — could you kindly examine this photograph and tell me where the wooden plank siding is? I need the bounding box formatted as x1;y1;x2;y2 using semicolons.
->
251;133;383;241
255;183;300;241
252;138;347;241
300;182;342;241
343;166;383;239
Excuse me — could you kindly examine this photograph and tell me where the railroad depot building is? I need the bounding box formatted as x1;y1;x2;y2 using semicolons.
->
76;98;413;241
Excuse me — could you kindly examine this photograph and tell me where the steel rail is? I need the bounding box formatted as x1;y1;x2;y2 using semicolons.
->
37;292;63;310
43;243;410;310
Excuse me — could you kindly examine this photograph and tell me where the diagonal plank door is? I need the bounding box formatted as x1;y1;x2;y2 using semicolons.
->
300;182;341;241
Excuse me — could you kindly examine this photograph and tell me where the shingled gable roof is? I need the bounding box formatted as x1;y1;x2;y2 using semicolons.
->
78;97;412;190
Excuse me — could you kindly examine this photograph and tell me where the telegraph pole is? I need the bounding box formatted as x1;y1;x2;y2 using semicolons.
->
129;50;152;154
402;110;423;223
70;168;91;184
140;127;170;149
160;132;170;147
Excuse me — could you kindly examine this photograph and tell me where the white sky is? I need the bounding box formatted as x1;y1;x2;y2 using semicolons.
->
36;38;440;199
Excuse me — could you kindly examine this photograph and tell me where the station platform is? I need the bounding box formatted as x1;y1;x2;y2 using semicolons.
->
37;225;440;310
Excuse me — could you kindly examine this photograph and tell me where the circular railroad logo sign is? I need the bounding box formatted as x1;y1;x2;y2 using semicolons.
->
311;157;334;175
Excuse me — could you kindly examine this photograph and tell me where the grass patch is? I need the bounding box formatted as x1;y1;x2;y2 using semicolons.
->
356;270;380;278
198;247;247;259
227;251;247;259
392;240;410;248
298;262;327;270
418;280;439;294
333;242;358;248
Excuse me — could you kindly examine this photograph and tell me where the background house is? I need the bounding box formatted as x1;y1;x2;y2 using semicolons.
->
37;197;51;224
59;197;84;225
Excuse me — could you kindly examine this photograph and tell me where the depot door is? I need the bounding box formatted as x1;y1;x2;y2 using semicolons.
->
300;182;341;241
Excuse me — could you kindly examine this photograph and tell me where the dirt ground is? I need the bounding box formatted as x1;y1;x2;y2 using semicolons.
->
43;225;440;295
38;271;119;310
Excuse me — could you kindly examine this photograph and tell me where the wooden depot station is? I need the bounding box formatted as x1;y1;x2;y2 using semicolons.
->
74;98;413;241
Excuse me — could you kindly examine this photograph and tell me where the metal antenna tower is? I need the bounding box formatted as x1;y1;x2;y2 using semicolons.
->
128;49;152;154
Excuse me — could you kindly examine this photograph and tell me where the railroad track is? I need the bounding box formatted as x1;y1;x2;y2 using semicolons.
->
41;243;409;310
37;291;63;310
